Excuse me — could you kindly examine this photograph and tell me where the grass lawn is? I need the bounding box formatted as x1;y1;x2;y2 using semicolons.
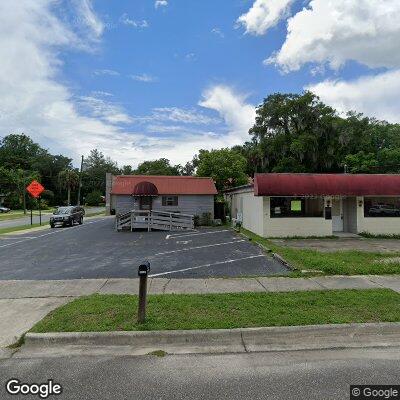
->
0;223;43;235
85;210;105;217
0;210;52;221
30;289;400;333
241;228;400;276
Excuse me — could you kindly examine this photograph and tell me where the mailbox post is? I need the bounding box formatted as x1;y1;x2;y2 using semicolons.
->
137;261;150;323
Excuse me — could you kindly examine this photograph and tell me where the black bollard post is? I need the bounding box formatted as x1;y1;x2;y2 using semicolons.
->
137;261;151;324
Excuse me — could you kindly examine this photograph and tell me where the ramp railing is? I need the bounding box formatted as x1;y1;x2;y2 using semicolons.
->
116;210;194;231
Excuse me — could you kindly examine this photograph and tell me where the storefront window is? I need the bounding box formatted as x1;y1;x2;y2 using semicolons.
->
364;197;400;217
270;197;324;218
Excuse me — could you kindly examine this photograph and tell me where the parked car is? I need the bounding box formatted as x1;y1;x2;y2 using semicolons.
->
50;206;84;228
0;206;10;213
77;206;86;216
368;204;400;217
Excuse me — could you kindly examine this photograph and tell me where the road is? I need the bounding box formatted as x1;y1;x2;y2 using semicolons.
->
0;217;287;279
1;347;399;399
0;207;105;229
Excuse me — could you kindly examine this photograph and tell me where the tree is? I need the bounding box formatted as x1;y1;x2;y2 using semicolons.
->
377;148;400;173
0;133;46;170
0;134;73;207
58;169;79;205
344;152;379;174
82;149;120;196
179;161;195;176
121;165;134;175
247;91;340;173
134;158;181;175
237;91;400;175
194;148;248;191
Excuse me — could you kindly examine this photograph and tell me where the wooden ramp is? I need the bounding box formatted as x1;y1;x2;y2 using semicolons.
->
116;210;194;232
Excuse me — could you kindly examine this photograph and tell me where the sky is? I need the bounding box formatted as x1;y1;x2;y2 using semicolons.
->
1;0;400;167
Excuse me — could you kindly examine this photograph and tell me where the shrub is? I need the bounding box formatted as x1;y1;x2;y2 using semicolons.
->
86;191;103;206
200;212;212;226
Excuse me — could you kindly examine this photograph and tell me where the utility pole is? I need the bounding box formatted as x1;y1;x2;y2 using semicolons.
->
77;155;84;206
22;171;27;215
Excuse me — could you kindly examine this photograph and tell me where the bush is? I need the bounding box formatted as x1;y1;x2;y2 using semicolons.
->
200;212;212;226
85;191;103;206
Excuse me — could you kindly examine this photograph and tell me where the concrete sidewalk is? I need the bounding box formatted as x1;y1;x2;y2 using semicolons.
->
1;275;399;349
0;275;399;299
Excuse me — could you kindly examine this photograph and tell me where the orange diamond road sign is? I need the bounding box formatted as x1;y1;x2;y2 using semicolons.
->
26;180;45;198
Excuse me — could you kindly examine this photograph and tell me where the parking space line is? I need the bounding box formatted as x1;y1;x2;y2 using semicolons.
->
0;218;108;249
148;255;265;277
0;236;38;240
153;240;245;256
166;229;231;240
165;230;199;239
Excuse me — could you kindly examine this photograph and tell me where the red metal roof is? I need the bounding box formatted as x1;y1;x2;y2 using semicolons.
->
254;173;400;196
111;175;218;195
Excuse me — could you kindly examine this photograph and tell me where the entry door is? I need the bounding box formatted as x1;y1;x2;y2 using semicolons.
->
332;198;343;232
139;196;152;211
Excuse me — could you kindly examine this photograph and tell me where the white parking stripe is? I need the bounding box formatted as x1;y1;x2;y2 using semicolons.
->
165;230;199;239
149;255;265;277
0;218;108;249
166;229;231;240
0;236;38;240
153;240;245;256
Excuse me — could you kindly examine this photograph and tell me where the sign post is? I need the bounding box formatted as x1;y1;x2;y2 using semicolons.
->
26;180;45;225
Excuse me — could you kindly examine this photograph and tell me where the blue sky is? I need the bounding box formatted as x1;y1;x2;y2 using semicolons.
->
1;0;399;167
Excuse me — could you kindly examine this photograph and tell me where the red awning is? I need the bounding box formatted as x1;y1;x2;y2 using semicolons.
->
132;181;159;196
111;175;218;195
254;173;400;196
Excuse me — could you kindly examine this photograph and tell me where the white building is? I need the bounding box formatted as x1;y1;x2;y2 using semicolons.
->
225;173;400;237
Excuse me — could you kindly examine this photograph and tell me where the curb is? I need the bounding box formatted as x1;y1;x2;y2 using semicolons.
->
238;231;296;271
23;322;400;356
271;252;295;271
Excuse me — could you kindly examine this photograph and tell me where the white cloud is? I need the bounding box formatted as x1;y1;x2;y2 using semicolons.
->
78;96;132;124
237;0;294;36
91;90;113;97
308;70;400;123
199;86;256;143
137;107;220;125
129;73;158;83
211;28;224;38
0;0;142;164
0;0;254;169
185;53;196;61
269;0;400;72
73;0;104;40
93;69;119;76
155;1;168;9
120;14;149;28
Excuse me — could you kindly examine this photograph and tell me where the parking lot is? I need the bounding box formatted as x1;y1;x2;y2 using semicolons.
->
0;217;288;280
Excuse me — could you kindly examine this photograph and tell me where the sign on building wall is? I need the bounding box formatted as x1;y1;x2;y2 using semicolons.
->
291;200;302;212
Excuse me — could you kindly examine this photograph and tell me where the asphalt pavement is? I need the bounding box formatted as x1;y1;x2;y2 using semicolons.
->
0;218;287;280
1;347;399;399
